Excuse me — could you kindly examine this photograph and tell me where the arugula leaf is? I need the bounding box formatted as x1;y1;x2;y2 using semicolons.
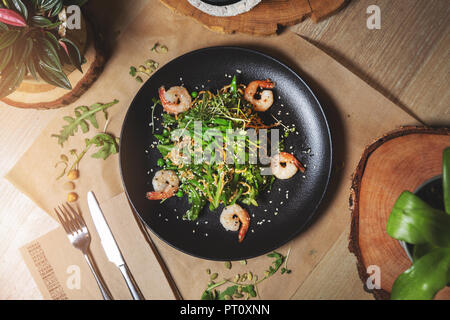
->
391;248;450;300
386;191;450;247
66;133;118;174
52;100;119;146
86;133;119;160
265;251;284;276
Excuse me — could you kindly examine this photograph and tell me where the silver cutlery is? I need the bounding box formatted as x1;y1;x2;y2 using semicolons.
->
55;203;113;300
87;191;145;300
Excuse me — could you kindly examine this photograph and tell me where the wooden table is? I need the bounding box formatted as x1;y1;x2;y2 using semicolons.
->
0;0;448;300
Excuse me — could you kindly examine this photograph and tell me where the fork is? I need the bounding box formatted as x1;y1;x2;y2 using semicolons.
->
55;203;113;300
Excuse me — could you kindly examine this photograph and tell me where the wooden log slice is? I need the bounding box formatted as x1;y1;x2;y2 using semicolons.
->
349;126;450;300
160;0;347;36
1;13;106;110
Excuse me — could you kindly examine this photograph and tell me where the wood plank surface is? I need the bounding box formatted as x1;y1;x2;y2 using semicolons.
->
0;0;448;300
291;0;450;125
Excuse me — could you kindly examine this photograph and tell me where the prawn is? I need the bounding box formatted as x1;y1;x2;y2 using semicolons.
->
158;86;192;115
146;169;180;200
244;79;275;112
270;152;305;180
220;204;250;243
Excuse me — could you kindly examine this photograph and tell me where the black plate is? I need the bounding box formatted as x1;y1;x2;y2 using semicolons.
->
120;47;332;261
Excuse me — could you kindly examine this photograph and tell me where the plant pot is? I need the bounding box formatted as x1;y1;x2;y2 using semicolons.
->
0;12;106;110
399;174;444;262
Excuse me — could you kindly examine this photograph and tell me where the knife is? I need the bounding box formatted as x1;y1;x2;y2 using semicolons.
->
87;191;145;300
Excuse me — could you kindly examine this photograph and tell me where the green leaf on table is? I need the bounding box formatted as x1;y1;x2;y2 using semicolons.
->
265;251;284;277
52;100;119;146
386;191;450;247
391;248;450;300
86;133;119;160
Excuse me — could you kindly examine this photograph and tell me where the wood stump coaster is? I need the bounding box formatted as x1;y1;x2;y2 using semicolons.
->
349;126;450;300
160;0;347;36
1;17;105;110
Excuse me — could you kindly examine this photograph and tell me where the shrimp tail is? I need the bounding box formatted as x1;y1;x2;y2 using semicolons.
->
158;86;169;105
293;157;306;173
146;188;176;200
238;216;250;243
258;79;275;89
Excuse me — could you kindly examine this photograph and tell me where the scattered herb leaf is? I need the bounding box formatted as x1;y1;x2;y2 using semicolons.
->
52;100;119;146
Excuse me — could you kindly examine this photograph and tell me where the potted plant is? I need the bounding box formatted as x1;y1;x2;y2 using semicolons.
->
0;0;100;108
386;147;450;300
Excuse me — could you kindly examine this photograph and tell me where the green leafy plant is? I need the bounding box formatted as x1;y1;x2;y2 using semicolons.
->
52;99;118;146
386;147;450;300
0;0;89;98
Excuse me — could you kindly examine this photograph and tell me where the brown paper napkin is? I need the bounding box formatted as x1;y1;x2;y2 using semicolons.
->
7;0;418;300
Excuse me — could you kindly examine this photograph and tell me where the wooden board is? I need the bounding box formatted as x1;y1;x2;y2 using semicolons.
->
160;0;347;36
1;14;106;110
291;0;450;125
349;126;450;300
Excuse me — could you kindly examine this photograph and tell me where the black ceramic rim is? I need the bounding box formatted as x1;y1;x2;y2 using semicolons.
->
119;46;332;261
